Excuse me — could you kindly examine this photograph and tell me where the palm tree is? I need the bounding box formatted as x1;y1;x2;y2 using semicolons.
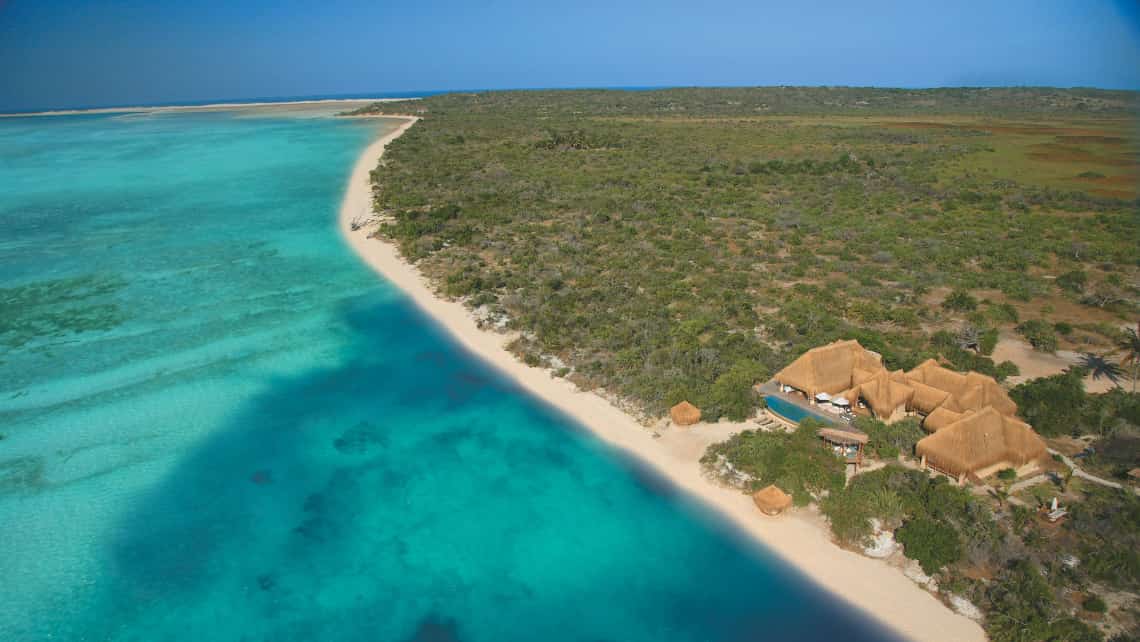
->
1115;323;1140;392
1079;352;1123;388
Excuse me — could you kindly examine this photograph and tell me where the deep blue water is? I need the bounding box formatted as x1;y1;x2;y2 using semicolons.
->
0;106;898;641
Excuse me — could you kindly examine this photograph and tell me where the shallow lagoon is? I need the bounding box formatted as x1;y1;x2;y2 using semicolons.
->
0;108;897;641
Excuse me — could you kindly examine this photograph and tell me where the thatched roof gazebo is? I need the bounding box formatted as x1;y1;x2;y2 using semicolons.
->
752;485;793;516
670;400;701;426
818;427;869;469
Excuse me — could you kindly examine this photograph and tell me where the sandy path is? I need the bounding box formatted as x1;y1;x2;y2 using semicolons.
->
337;116;987;642
993;334;1123;393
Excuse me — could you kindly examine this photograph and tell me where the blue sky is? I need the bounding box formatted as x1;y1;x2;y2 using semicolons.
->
1;0;1138;111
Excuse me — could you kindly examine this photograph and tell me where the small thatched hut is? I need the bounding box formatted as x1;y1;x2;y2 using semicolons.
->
752;485;793;516
670;400;701;426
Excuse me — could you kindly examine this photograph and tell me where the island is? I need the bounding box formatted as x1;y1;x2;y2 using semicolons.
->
342;87;1140;642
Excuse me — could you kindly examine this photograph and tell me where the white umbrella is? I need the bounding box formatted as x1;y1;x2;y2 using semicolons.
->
832;396;850;407
815;392;831;402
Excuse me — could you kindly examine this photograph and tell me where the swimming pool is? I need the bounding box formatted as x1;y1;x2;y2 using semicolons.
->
765;394;836;426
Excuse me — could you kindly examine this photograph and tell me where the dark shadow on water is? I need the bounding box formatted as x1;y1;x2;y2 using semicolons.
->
405;615;462;642
91;295;902;642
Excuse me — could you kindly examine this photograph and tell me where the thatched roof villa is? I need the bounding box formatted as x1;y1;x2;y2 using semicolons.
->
915;407;1046;482
771;340;1048;482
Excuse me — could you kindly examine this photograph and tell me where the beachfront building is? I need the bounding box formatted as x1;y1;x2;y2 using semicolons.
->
771;339;1048;481
915;406;1047;484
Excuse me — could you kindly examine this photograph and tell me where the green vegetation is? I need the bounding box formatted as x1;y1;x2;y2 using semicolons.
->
1071;486;1140;591
853;415;923;459
358;87;1138;420
1058;270;1090;293
820;465;982;552
1017;319;1060;352
896;516;964;575
943;289;979;312
981;560;1102;642
1084;595;1108;614
1012;369;1140;440
700;420;844;506
710;410;1139;640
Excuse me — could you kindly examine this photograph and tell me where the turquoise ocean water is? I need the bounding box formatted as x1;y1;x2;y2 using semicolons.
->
0;107;898;641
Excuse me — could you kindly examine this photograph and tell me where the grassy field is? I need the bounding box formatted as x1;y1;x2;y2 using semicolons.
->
355;88;1138;421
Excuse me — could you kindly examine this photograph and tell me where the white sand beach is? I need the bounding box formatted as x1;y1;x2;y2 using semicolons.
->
338;116;987;642
0;97;412;118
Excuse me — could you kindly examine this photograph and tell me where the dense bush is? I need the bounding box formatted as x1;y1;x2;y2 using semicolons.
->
896;516;963;574
853;416;923;459
942;289;979;312
1017;319;1060;352
701;420;845;506
360;88;1139;421
979;327;1000;355
981;560;1103;642
1069;486;1140;591
820;465;985;554
1083;595;1107;613
1010;369;1088;436
1057;270;1088;293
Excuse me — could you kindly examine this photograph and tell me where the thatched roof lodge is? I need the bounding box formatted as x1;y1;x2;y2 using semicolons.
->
773;339;1047;481
916;407;1047;482
752;484;793;516
670;400;701;426
773;340;1020;427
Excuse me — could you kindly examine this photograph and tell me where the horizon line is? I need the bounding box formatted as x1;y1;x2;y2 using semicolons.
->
3;83;1137;117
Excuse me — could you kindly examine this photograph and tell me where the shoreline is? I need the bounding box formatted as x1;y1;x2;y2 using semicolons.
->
337;116;987;642
0;97;415;119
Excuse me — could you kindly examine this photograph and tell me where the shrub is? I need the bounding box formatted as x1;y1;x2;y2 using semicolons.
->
995;360;1020;381
943;289;979;312
896;516;963;574
820;490;875;547
1082;595;1107;613
997;468;1017;481
987;302;1020;324
979;327;999;355
1054;321;1073;335
1017;319;1059;352
1057;270;1088;293
707;361;762;421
